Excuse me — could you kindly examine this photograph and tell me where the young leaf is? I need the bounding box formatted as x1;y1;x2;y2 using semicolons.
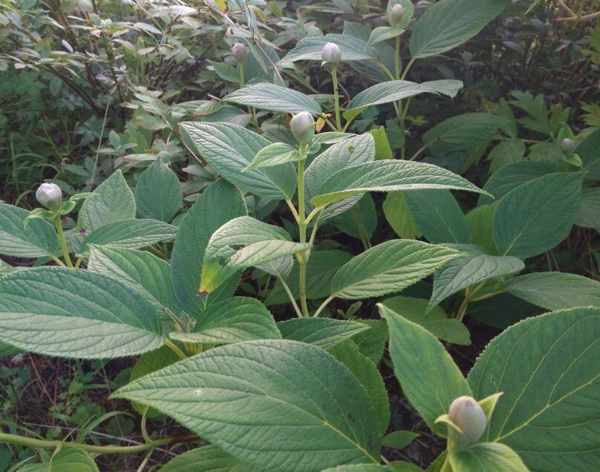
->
0;267;163;358
468;307;600;471
381;431;420;450
330;240;461;300
493;172;584;258
404;189;472;244
180;122;296;200
383;296;471;345
409;0;510;59
505;272;600;310
311;160;490;207
200;217;311;293
367;26;405;47
113;340;382;470
170;180;247;317
160;445;241;472
0;204;59;258
78;170;136;231
79;219;176;254
279;34;378;67
224;83;322;115
134;157;182;222
243;143;301;171
429;244;524;309
277;318;370;350
380;304;472;433
49;447;100;472
450;443;528;472
170;297;281;345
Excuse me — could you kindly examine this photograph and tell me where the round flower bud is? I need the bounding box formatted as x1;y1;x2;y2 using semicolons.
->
389;4;405;28
448;396;487;444
36;183;62;211
231;43;248;64
321;42;342;64
290;111;315;146
561;138;575;155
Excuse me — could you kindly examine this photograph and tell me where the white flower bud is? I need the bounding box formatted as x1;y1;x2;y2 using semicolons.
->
36;183;62;211
290;111;315;146
448;396;487;444
389;4;405;28
321;42;342;64
231;43;248;64
561;138;575;155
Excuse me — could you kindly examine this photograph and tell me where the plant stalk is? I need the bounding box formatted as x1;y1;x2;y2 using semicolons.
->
296;151;310;318
331;66;343;132
53;215;73;268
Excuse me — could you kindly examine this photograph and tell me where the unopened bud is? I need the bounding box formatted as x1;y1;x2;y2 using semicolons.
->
231;43;248;64
561;138;575;155
36;183;62;211
389;4;405;28
290;111;315;146
321;42;342;64
448;396;487;444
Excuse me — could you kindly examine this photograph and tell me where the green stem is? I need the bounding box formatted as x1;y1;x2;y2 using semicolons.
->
394;36;401;79
313;295;336;318
400;57;416;81
279;278;304;318
239;63;245;88
53;215;73;268
331;66;343;132
164;339;187;360
296;152;310;318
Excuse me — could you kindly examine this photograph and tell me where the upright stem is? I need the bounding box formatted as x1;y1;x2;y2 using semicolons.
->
296;150;310;318
239;63;245;88
394;36;401;79
330;66;343;132
53;215;73;268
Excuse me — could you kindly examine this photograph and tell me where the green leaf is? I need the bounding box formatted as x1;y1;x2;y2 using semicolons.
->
134;157;182;222
383;296;471;345
576;187;600;232
488;139;527;173
344;81;433;122
277;318;370;350
79;170;136;231
311;160;490;207
330;340;390;435
266;250;352;305
466;205;497;255
0;204;59;258
279;34;378;67
88;246;183;318
429;244;524;309
450;443;528;472
468;307;600;471
577;128;600;181
505;272;600;310
423;113;508;155
404;190;471;244
382;431;420;451
380;304;472;433
322;465;391;472
170;297;281;345
493;172;584;258
49;448;99;472
332;194;377;240
0;268;163;358
160;445;241;472
409;0;510;59
420;80;464;98
180;122;296;200
330;240;461;300
367;26;405;47
352;320;389;364
114;340;382;470
200;217;311;293
243;143;301;171
383;192;421;239
224;83;322;115
170;181;247;317
79;219;176;254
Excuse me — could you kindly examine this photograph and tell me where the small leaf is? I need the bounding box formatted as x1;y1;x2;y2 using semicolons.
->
381;431;420;449
134;157;182;222
243;143;301;171
277;318;370;350
383;192;421;240
49;447;100;472
0;204;59;258
450;443;528;472
159;445;241;472
367;27;405;47
224;83;322;115
279;34;378;67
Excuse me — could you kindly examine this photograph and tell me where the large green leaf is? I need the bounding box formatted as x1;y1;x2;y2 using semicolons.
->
88;246;183;318
277;318;370;350
576;187;600;232
170;181;247;317
200;217;311;293
279;34;378;67
224;83;322;115
383;192;421;239
493;172;584;258
383;296;470;345
352;320;389;365
170;297;281;345
134;157;182;222
160;445;241;472
468;307;600;471
114;340;382;471
78;170;136;231
409;0;510;59
311;160;489;207
577;128;600;181
79;219;176;254
380;304;471;433
330;240;460;300
180;122;296;200
0;268;163;358
429;244;524;309
0;204;59;258
449;443;528;472
404;190;471;244
505;272;600;310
